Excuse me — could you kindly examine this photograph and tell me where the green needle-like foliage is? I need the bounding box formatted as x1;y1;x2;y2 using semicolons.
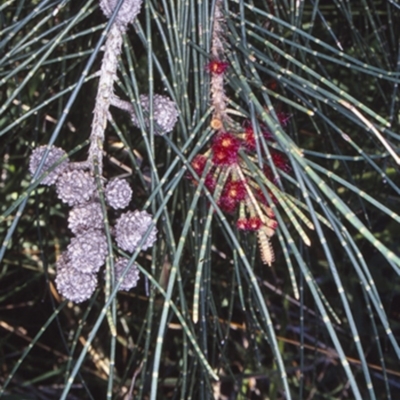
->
1;0;400;399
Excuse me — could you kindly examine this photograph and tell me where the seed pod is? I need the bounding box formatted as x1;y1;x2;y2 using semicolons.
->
29;145;69;186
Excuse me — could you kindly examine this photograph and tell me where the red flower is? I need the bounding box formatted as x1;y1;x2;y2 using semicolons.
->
271;151;291;173
267;219;278;230
242;121;273;150
244;125;257;150
268;80;278;91
218;179;246;213
247;217;263;231
236;218;248;230
212;132;240;166
236;217;263;231
191;154;207;176
276;112;290;127
223;179;246;201
218;196;237;213
204;174;217;191
263;150;291;181
190;155;218;192
205;60;229;75
256;188;277;205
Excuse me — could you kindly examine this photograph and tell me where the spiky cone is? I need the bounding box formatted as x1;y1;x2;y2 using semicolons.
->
112;257;140;291
67;229;108;273
56;170;96;206
131;94;179;135
68;201;104;235
55;252;98;303
29;145;69;186
105;178;132;209
114;210;157;253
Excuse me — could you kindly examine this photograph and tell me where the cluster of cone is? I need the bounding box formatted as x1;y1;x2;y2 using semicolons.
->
191;60;291;264
26;0;179;304
29;146;157;302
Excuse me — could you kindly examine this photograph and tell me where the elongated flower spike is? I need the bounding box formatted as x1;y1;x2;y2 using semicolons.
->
258;228;275;266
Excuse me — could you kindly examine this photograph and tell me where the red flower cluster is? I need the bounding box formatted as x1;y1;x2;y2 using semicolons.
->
212;132;240;166
189;64;291;243
205;60;229;75
195;43;295;263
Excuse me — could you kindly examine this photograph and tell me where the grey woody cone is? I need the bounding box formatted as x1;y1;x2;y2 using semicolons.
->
99;0;143;27
105;178;132;209
132;94;179;135
68;202;104;234
114;210;157;252
67;229;108;273
113;257;140;291
55;252;98;303
29;145;69;186
56;170;96;206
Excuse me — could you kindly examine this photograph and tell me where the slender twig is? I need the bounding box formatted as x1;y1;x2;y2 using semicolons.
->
88;23;126;174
